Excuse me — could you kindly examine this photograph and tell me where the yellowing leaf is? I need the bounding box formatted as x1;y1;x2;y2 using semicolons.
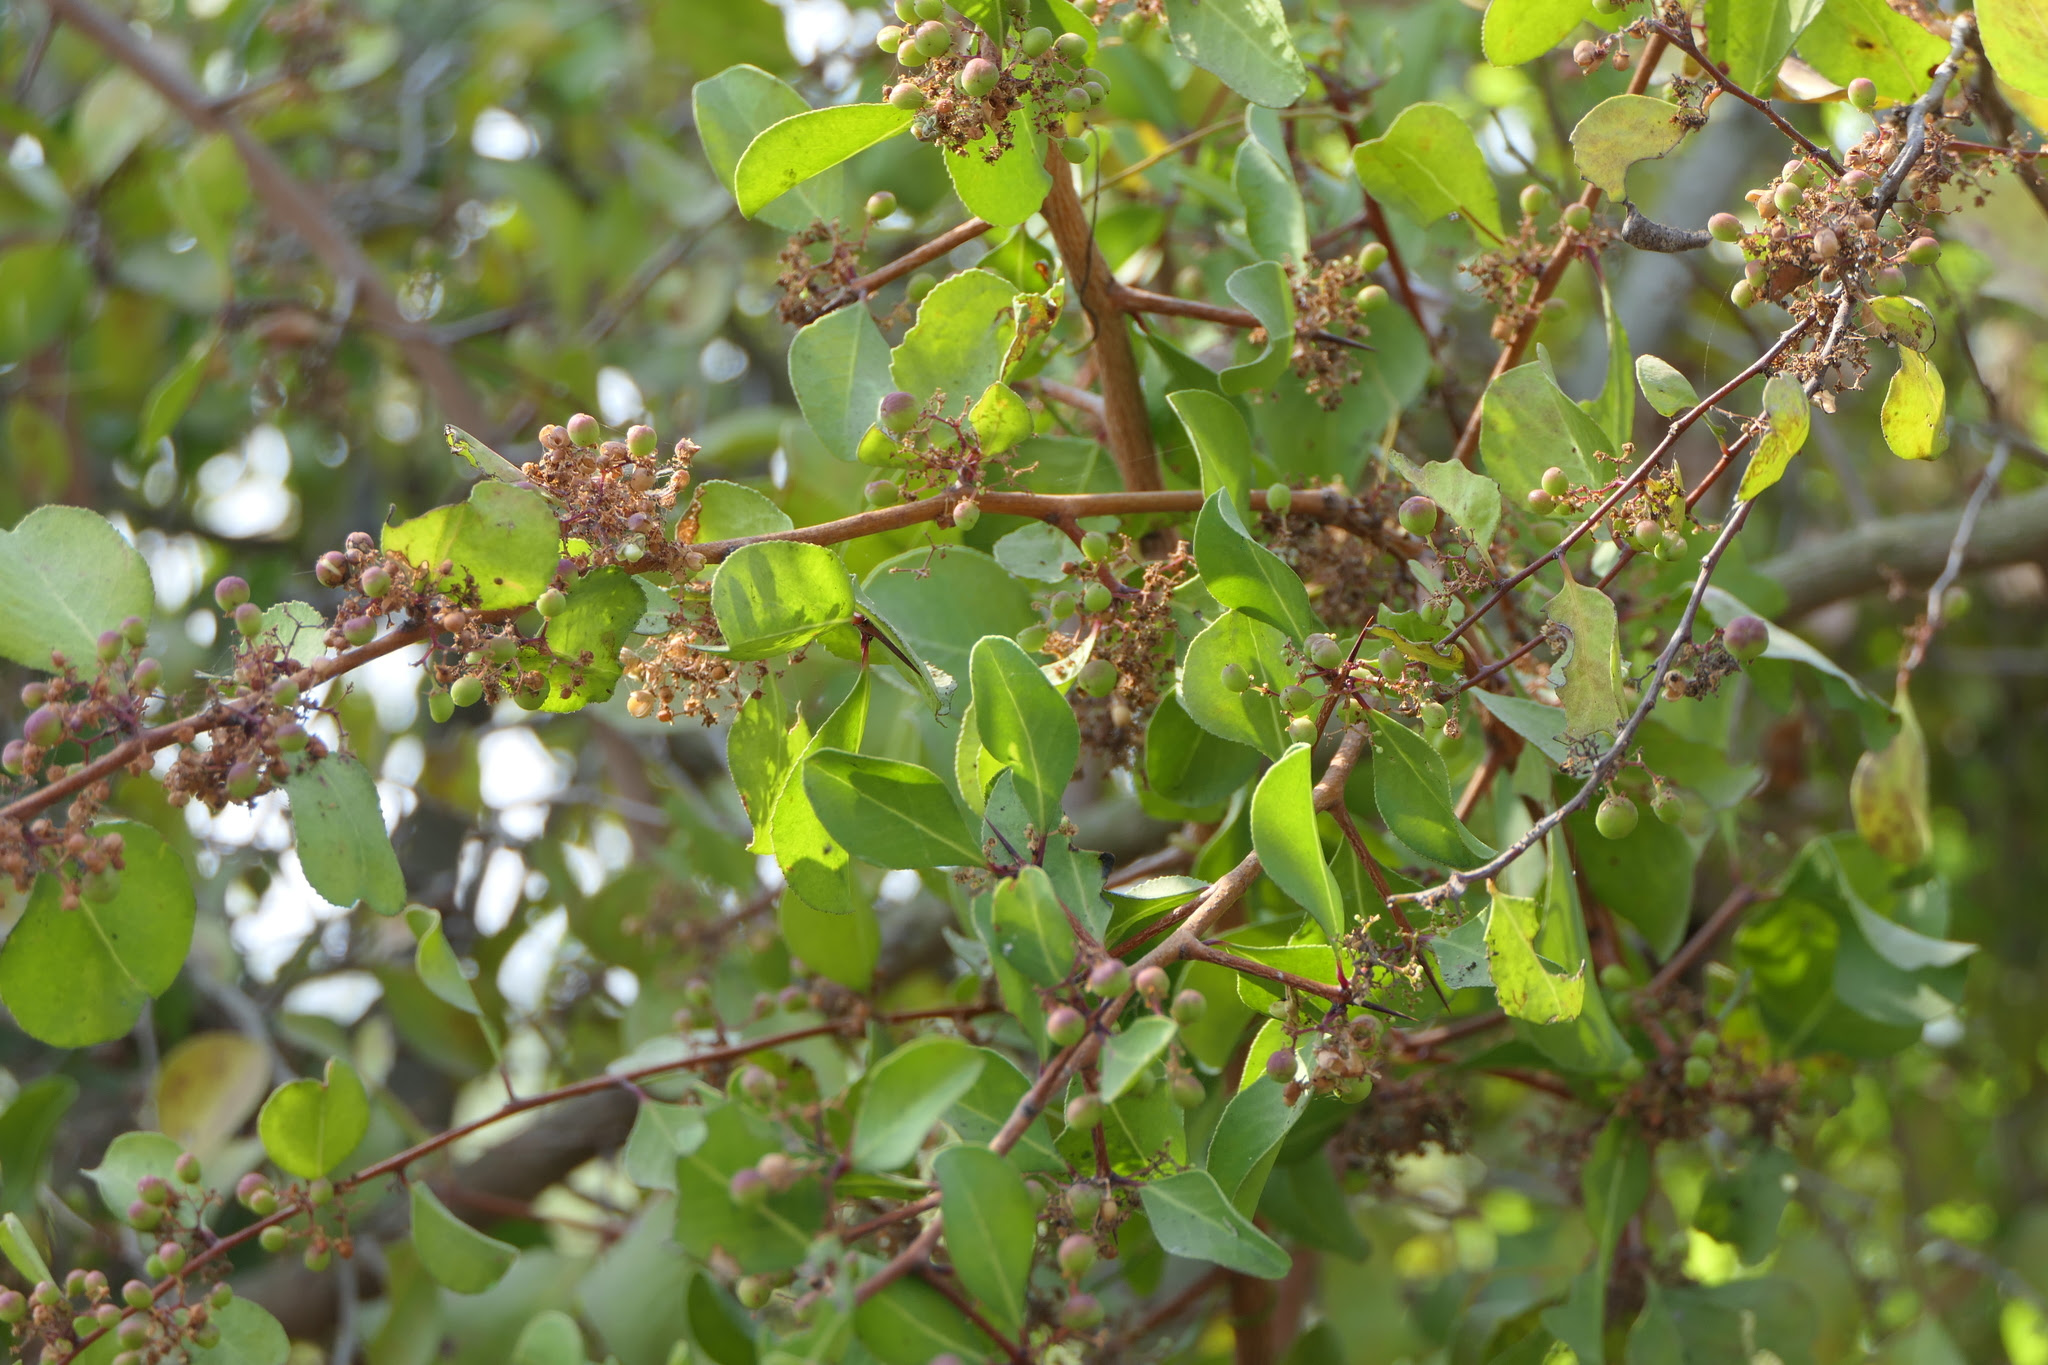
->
1981;0;2048;98
1735;374;1812;500
1485;889;1586;1024
1881;348;1948;460
1571;94;1690;199
1851;681;1932;866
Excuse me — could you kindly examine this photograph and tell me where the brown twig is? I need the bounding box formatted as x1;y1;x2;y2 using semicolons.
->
1647;885;1767;994
1648;19;1843;173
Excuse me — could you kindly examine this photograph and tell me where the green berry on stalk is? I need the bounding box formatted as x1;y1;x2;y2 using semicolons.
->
1064;1093;1105;1130
1773;182;1803;214
895;39;926;68
1058;1233;1098;1278
1355;283;1389;311
97;629;123;662
1171;988;1207;1025
1087;958;1131;997
1783;159;1815;189
1053;32;1087;60
122;1280;152;1310
1419;700;1447;730
0;1291;23;1324
1021;25;1055;56
1046;1005;1086;1047
565;413;600;446
1690;1031;1720;1058
1683;1055;1713;1088
1847;77;1878;110
1061;1293;1105;1330
226;761;261;801
1219;661;1251;693
1287;715;1317;745
1520;183;1553;217
1561;202;1592;233
1905;235;1940;266
1707;212;1743;243
536;587;567;618
1598;962;1633;993
914;0;943;17
1068;1181;1104;1224
341;614;375;647
1595;793;1638;840
865;190;897;221
1652;788;1683;824
1267;482;1293;514
951;498;980;532
1540;466;1570;498
360;565;392;598
1048;590;1077;619
1081;530;1110;561
1730;278;1757;309
215;576;251;611
864;479;900;508
906;272;938;301
1527;488;1557;515
959;57;999;97
1307;633;1345;669
893;0;917;20
1657;528;1687;562
1280;685;1315;715
157;1243;186;1274
259;1226;291;1252
1356;241;1389;273
878;390;921;436
1171;1073;1205;1108
729;1169;769;1207
1016;624;1049;652
304;1246;331;1272
210;1284;233;1310
234;602;265;638
1264;1049;1296;1083
24;705;63;748
1082;580;1112;614
1077;657;1118;697
450;675;485;708
1377;646;1404;674
174;1152;201;1184
1060;137;1090;164
1134;965;1169;999
1842;168;1874;196
1398;495;1438;536
139;1172;170;1204
913;20;950;55
1723;614;1769;662
0;740;24;775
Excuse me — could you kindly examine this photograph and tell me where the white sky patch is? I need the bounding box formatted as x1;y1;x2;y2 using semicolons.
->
781;0;854;63
1476;107;1537;176
596;366;647;426
473;846;527;937
498;907;568;1014
478;727;572;843
282;971;383;1024
699;337;749;384
472;107;540;161
195;424;299;540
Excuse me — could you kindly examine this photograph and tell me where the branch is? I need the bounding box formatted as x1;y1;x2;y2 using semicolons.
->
1900;440;2014;677
1759;477;2048;618
1041;148;1162;490
1647;19;1842;173
1647;885;1767;995
43;0;493;438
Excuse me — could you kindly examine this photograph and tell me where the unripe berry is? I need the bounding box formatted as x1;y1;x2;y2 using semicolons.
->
304;1246;331;1272
1356;241;1389;273
1527;489;1557;515
1082;581;1112;614
565;413;600;446
1061;1292;1105;1329
1134;965;1169;999
259;1226;291;1253
122;1280;152;1310
359;565;392;599
735;1276;772;1310
1087;958;1131;997
118;1316;149;1348
1057;1233;1097;1278
913;20;951;56
1171;1073;1205;1108
1783;159;1815;189
1264;1049;1295;1082
157;1243;186;1274
1905;235;1941;266
1723;614;1769;663
1080;530;1110;561
1773;182;1804;215
1683;1055;1712;1088
1355;283;1389;311
1280;685;1315;715
625;424;658;459
1307;634;1345;669
756;1152;798;1192
864;480;901;508
913;0;943;17
1561;202;1592;233
450;675;486;708
1841;168;1874;196
1872;264;1906;295
1219;662;1251;693
226;760;262;802
1067;1181;1104;1224
23;705;64;748
1077;657;1118;697
211;1284;233;1310
1266;482;1293;514
1707;212;1743;243
1060;137;1090;164
1690;1031;1720;1058
889;77;928;107
341;615;375;647
482;635;519;666
1171;988;1206;1025
1398;495;1437;536
877;23;904;51
1540;466;1570;498
877;390;920;435
1812;227;1840;260
140;1175;170;1206
1594;793;1638;840
1021;25;1055;56
1015;624;1049;652
0;1290;23;1323
1419;700;1447;731
97;629;124;662
236;1173;271;1208
214;576;251;611
192;1324;221;1349
959;57;999;98
729;1169;770;1207
1520;183;1552;217
315;552;348;587
1048;590;1077;619
233;601;264;637
1287;716;1317;744
1064;1093;1105;1130
1730;278;1757;310
1054;32;1088;61
536;587;567;618
1656;528;1687;562
1046;1005;1087;1047
1598;962;1633;994
1847;77;1877;111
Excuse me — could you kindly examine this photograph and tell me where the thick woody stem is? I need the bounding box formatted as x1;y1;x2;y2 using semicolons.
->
1041;149;1163;490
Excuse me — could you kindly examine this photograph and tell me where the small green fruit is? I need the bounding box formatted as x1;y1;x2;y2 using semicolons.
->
259;1226;291;1253
536;587;567;617
1707;212;1744;243
1280;685;1315;715
234;602;265;638
1847;77;1877;110
1656;528;1688;562
1631;518;1662;550
1171;988;1207;1025
1419;700;1447;731
1015;624;1049;652
1021;25;1055;56
1355;283;1389;312
1064;1093;1105;1130
1053;32;1088;61
1652;788;1683;824
906;272;938;301
565;413;600;446
1773;182;1804;215
226;761;261;802
1598;962;1633;993
450;676;485;707
1561;202;1592;233
1520;183;1553;217
23;705;64;748
1690;1031;1720;1058
1048;590;1077;619
97;629;123;662
1082;580;1112;613
1398;495;1438;536
1904;235;1941;266
1527;489;1557;515
1287;716;1317;745
359;565;392;598
1540;466;1570;498
1356;241;1389;272
878;390;920;434
959;57;1000;97
341;615;375;647
1594;793;1638;840
1067;1182;1104;1224
1723;614;1769;662
1219;661;1251;693
214;576;251;611
864;479;901;508
1057;1232;1097;1278
1080;530;1110;561
1683;1055;1713;1088
1047;1005;1086;1047
1266;482;1293;514
174;1152;201;1184
729;1169;769;1207
913;21;951;56
1087;959;1131;997
953;495;983;532
1061;1292;1105;1329
1077;657;1118;697
1307;634;1345;669
1264;1049;1296;1083
1171;1073;1205;1108
1060;137;1090;164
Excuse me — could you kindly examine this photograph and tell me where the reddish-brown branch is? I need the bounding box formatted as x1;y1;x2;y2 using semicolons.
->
1648;20;1842;173
916;1267;1029;1363
1648;885;1767;994
846;218;993;299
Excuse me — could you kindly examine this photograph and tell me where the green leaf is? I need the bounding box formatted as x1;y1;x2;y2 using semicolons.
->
1388;452;1501;550
693;65;838;232
1170;390;1254;522
861;546;1036;686
733;103;913;218
675;1105;825;1273
804;749;984;868
0;506;153;672
1101;1016;1178;1104
852;1277;987;1365
729;679;797;853
853;1036;987;1171
187;1298;290;1365
989;865;1077;987
1219;262;1296;394
1571;94;1690;199
1796;0;1947;104
286;754;406;916
1543;568;1625;739
445;426;529;486
694;481;794;544
1980;0;2048;97
1881;348;1948;460
622;1101;709;1191
946;1049;1066;1171
969;382;1034;455
1482;0;1593;66
947;110;1049;229
1352;103;1504;243
1635;354;1700;417
1567;804;1696;958
0;1212;54;1287
710;541;858;658
1588;277;1633;454
1851;680;1932;867
1486;889;1586;1024
1162;0;1307;107
1367;712;1495;866
383;482;558;611
970;634;1078;832
0;1076;76;1219
1250;744;1345;939
1705;0;1816;96
1235;133;1308;264
1735;374;1814;500
1259;1155;1371;1261
1139;1169;1291;1278
1180;609;1291;758
0;243;91;366
137;331;218;454
931;1145;1035;1333
411;1183;519;1294
1195;491;1321;644
780;895;881;992
257;1058;370;1179
1703;587;1881;707
1867;294;1938;352
774;673;870;915
509;1310;585;1365
539;566;649;712
0;822;194;1048
405;906;501;1057
1693;1144;1796;1264
1477;362;1609;501
790;305;896;463
82;1131;183;1222
1145;690;1260;808
1204;1074;1302;1211
890;268;1019;416
1542;1117;1649;1361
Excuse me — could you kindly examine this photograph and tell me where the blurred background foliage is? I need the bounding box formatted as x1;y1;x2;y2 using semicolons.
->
3;0;2048;1360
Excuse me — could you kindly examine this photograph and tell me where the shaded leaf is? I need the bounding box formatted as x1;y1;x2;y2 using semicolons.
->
411;1183;519;1294
1250;743;1344;939
853;1036;986;1171
989;865;1077;987
287;754;406;915
1162;0;1307;107
1571;94;1691;199
0;505;153;672
1352;103;1504;242
1544;568;1625;739
805;749;984;868
932;1145;1035;1332
1367;711;1495;865
1139;1169;1290;1277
